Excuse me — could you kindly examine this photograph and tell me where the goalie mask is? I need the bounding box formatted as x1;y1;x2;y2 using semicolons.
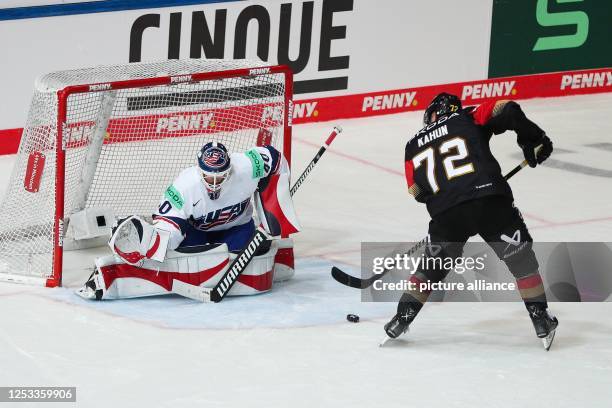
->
197;142;231;200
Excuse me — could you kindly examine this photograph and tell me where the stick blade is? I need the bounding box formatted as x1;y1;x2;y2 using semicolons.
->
171;279;212;303
331;266;368;289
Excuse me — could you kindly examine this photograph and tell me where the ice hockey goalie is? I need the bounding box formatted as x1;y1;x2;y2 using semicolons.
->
76;142;300;300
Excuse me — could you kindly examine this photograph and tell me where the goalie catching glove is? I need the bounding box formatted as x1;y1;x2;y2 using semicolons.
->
109;216;172;266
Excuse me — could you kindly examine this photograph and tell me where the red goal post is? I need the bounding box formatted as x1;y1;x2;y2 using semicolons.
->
0;60;293;287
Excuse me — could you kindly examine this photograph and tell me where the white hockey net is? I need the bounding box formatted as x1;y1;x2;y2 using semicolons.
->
0;59;292;286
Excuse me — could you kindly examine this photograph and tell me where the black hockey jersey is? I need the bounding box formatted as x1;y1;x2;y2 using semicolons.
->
404;100;542;216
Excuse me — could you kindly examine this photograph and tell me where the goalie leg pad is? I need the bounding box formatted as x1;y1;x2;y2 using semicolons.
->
85;242;279;300
273;237;295;282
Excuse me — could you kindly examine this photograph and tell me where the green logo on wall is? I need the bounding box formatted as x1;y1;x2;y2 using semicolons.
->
533;0;589;51
489;0;611;78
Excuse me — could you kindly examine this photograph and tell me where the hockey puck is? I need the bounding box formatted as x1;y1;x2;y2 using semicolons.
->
346;314;360;323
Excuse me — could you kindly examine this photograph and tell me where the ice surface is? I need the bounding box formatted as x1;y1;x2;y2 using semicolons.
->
1;94;611;407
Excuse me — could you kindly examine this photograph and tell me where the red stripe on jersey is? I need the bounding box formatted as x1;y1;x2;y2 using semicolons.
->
471;101;497;126
404;160;415;188
198;216;239;230
153;216;181;232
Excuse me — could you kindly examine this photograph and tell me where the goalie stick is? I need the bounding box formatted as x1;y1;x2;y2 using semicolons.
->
290;126;342;195
174;228;269;302
331;150;540;289
172;126;343;302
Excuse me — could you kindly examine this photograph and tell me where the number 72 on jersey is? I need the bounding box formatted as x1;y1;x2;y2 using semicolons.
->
410;137;475;193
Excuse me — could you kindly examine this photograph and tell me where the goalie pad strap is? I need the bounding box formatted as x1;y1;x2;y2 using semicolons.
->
90;241;279;299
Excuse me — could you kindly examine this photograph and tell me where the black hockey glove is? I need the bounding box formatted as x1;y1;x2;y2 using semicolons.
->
521;134;553;168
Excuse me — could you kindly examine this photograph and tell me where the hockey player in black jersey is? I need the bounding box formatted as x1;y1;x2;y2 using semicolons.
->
384;93;558;350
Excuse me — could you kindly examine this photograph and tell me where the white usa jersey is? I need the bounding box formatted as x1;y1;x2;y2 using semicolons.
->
153;146;280;248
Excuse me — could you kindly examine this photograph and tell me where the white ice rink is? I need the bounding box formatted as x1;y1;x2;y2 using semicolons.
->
1;93;611;407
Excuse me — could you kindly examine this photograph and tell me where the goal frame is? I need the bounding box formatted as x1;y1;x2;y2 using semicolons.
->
46;64;293;288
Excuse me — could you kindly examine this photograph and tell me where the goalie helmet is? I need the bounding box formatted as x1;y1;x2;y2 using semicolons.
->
197;142;231;200
423;93;462;126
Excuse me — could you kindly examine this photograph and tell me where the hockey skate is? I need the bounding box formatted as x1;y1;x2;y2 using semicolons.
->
527;304;558;351
380;308;418;347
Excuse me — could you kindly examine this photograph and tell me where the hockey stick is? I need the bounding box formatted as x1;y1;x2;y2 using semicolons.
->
290;126;342;195
172;126;343;302
331;151;539;289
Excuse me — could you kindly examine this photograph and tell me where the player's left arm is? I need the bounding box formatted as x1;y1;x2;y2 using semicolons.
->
471;100;553;167
404;143;426;202
247;145;300;236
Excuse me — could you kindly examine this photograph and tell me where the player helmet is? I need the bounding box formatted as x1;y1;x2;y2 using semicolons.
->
423;93;462;126
197;142;231;200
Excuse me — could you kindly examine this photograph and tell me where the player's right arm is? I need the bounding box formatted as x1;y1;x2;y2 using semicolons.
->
470;100;553;167
108;171;194;266
152;170;196;250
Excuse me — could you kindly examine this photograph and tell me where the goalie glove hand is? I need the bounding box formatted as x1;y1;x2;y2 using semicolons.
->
109;216;170;266
520;134;553;168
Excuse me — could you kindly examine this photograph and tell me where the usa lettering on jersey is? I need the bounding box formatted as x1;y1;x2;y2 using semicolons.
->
191;198;251;231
